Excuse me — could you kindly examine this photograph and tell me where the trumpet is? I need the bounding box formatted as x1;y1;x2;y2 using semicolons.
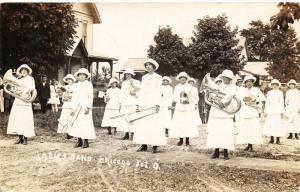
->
3;69;36;103
200;73;241;114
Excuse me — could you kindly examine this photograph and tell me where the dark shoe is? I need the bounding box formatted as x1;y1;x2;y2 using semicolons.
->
130;133;134;140
249;144;253;152
287;133;293;139
14;135;23;144
82;139;89;148
295;134;299;140
269;136;274;144
211;148;220;159
74;138;82;148
107;127;112;135
224;149;229;160
113;128;117;135
66;134;73;140
177;138;183;146
185;137;190;146
137;144;147;152
165;129;169;137
22;136;27;145
276;137;280;145
244;145;250;151
122;132;130;140
152;146;158;153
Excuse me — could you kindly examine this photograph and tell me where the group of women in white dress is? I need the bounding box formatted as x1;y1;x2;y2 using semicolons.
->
100;59;202;153
5;62;300;159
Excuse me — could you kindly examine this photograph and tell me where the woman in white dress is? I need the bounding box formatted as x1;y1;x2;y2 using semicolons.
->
206;70;236;160
188;78;202;127
101;78;121;135
263;79;285;144
169;72;199;146
6;64;37;145
285;79;300;140
133;59;166;153
68;68;95;148
57;74;76;139
48;79;60;112
159;76;173;137
118;68;140;140
236;75;265;152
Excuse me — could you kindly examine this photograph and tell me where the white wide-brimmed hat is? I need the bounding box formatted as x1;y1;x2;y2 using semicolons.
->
188;77;196;84
63;74;76;83
74;68;91;78
269;79;281;87
162;76;172;83
219;69;234;80
108;78;119;86
287;79;297;86
123;68;135;76
243;75;256;84
176;72;189;81
16;64;32;76
144;58;159;71
236;75;243;81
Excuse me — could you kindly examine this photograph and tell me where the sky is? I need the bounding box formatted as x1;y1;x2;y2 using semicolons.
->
93;3;300;69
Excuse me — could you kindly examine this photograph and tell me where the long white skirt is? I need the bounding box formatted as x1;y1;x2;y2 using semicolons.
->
285;111;300;133
169;106;199;138
101;108;121;128
263;114;286;137
133;112;167;146
117;105;136;133
206;117;235;150
7;102;35;137
236;117;262;144
57;107;72;134
68;108;96;139
158;106;172;129
193;108;202;126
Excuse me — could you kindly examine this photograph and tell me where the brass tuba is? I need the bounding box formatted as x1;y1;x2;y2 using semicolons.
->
3;69;36;103
200;73;241;114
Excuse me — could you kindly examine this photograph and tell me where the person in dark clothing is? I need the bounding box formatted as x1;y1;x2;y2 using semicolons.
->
36;75;50;113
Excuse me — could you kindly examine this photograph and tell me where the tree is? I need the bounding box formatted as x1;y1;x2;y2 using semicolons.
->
240;20;272;61
147;26;190;76
0;3;77;74
189;14;246;78
267;28;300;82
271;3;300;31
241;20;300;82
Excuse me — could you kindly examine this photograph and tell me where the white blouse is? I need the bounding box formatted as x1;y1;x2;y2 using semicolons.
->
160;85;173;107
72;80;94;109
264;89;284;115
105;87;121;109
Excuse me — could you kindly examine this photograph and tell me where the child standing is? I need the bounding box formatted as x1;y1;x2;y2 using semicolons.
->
57;74;76;138
159;76;173;137
48;79;60;112
101;78;121;135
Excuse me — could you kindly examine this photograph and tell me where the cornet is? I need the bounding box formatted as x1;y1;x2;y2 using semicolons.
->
200;73;241;114
3;69;37;103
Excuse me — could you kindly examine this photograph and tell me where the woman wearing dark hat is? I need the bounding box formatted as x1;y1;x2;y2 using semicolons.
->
6;64;37;145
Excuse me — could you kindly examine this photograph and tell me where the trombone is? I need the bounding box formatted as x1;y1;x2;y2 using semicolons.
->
58;103;82;133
